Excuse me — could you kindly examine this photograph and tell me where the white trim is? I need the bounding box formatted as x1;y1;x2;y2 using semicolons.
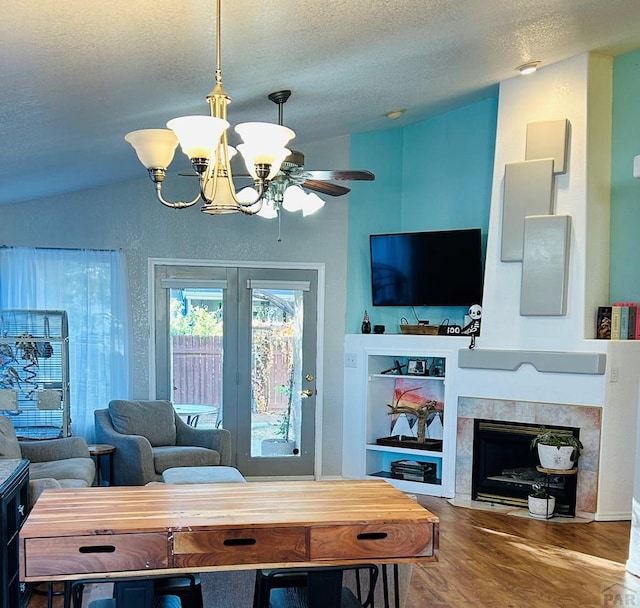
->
148;257;324;271
148;257;157;398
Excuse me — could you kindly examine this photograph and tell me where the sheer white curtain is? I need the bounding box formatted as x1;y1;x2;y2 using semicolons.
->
0;247;132;440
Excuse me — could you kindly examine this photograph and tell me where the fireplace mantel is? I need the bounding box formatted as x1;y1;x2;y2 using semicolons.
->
458;348;606;375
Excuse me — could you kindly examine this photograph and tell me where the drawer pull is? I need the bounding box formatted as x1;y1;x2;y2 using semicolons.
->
223;538;257;546
78;545;116;554
356;532;388;541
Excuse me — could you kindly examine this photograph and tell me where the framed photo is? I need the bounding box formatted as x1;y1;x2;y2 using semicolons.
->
407;359;427;375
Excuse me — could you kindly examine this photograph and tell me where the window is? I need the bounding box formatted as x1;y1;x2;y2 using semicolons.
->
0;247;131;439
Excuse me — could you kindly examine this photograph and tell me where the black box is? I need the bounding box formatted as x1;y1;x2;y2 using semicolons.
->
390;460;437;483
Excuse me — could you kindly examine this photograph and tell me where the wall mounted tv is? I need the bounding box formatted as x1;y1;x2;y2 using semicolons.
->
370;228;484;307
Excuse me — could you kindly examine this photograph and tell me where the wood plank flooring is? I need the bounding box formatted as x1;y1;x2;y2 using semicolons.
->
28;495;636;608
407;496;636;608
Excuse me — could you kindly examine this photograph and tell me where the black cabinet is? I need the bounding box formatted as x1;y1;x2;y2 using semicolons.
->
0;459;29;608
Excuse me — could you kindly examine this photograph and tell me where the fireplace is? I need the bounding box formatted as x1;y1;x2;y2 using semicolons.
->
455;397;601;517
472;419;578;516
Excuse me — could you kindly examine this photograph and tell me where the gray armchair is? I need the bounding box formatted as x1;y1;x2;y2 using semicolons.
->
0;415;95;507
94;400;231;486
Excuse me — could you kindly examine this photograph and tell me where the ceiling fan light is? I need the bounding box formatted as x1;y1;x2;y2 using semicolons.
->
301;192;325;217
282;186;306;212
237;145;291;180
167;115;229;160
256;199;278;219
237;186;259;203
124;129;179;169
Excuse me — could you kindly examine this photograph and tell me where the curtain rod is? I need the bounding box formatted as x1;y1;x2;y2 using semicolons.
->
0;245;123;252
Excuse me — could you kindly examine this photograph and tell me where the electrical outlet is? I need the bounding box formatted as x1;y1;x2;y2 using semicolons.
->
344;353;358;368
610;367;619;383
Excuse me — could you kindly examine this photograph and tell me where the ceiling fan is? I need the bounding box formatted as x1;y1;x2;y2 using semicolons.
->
261;89;375;200
179;90;375;221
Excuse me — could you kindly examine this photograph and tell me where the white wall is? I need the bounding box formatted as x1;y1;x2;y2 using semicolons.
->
0;135;351;477
457;53;640;520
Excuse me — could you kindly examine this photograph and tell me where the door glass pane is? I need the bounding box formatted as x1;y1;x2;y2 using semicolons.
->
169;287;223;428
251;288;303;458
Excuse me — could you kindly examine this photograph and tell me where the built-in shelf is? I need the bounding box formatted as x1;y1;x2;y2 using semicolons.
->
343;335;458;498
369;373;445;381
366;443;442;458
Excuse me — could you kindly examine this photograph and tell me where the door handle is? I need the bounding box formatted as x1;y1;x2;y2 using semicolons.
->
301;389;314;398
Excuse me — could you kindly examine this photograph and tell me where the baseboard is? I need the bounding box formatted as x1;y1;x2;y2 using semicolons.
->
594;511;632;521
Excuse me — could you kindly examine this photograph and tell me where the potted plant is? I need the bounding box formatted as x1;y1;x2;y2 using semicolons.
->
261;382;296;457
531;427;583;470
528;483;556;519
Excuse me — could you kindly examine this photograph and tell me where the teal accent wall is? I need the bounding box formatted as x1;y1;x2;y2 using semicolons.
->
611;49;640;303
347;96;498;333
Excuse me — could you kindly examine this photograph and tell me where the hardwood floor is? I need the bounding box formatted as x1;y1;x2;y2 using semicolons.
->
28;496;636;608
408;496;636;608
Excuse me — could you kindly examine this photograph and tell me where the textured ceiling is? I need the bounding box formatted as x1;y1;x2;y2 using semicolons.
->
1;0;640;206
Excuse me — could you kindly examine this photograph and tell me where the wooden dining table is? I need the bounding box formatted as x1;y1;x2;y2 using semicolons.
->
20;478;438;586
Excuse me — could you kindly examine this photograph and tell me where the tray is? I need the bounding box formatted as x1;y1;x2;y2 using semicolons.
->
376;436;443;451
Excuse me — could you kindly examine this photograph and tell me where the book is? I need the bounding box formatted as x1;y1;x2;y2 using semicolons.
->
629;304;638;340
612;302;639;340
619;306;629;340
596;306;612;339
611;305;621;340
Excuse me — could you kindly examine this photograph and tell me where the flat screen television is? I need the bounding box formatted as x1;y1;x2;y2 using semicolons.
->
370;228;483;307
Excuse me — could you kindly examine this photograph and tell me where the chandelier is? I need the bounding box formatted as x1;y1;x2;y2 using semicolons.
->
124;0;298;217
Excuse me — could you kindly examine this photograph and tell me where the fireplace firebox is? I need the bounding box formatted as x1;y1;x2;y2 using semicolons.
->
472;419;578;516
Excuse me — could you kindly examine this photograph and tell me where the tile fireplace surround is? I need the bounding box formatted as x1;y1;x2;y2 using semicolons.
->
456;396;602;517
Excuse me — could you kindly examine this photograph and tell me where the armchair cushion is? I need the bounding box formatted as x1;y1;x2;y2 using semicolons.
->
153;445;220;473
109;400;176;447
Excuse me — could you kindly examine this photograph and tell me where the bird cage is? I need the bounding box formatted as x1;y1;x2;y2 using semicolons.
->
0;310;70;438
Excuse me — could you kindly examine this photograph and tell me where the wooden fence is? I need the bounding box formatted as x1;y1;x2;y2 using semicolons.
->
172;335;291;411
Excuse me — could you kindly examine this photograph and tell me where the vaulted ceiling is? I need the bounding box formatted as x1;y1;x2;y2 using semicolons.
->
2;1;640;206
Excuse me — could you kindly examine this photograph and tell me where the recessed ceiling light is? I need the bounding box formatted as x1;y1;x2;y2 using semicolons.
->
385;109;405;120
516;61;541;75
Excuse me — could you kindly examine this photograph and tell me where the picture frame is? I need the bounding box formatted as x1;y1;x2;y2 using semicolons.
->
407;359;427;375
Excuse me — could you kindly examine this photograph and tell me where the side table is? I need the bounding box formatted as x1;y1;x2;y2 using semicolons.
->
536;465;578;518
87;444;116;486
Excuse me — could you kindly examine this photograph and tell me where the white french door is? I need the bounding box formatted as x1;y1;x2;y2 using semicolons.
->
153;263;318;478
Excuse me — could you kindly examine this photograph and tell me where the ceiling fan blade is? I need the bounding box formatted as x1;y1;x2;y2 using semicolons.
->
304;170;375;182
303;180;351;197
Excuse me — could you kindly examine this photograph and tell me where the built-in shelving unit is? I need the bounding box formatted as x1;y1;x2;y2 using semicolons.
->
343;334;464;497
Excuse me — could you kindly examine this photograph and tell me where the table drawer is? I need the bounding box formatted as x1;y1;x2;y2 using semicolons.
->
309;522;436;560
173;527;307;567
22;533;169;577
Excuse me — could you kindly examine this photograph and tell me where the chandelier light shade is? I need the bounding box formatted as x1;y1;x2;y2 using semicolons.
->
166;116;230;162
124;0;299;217
124;129;179;170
